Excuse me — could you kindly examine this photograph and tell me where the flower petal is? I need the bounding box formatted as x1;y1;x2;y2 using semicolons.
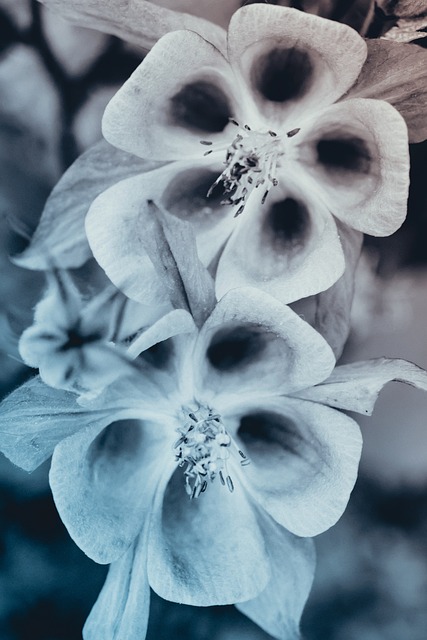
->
147;468;270;605
299;98;409;236
86;165;230;305
237;515;315;640
50;416;168;564
38;0;227;52
83;535;150;640
227;5;367;125
102;30;237;160
14;140;157;270
290;222;363;359
294;358;427;415
193;288;336;410
0;376;107;471
215;180;345;304
346;39;427;144
236;396;362;536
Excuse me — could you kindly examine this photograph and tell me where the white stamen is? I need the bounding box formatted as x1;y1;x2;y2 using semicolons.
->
174;404;249;499
201;119;294;216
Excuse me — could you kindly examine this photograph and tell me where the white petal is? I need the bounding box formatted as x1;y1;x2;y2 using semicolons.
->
85;165;231;304
14;140;157;270
227;5;367;126
102;30;237;160
147;468;269;605
290;222;363;358
294;358;427;415
0;376;104;471
83;535;150;640
236;396;362;536
347;39;427;144
237;516;315;640
299;98;409;236
50;416;168;564
193;288;336;410
215;180;345;304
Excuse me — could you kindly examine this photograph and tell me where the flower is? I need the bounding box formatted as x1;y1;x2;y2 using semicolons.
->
87;5;410;306
18;269;157;392
2;282;427;639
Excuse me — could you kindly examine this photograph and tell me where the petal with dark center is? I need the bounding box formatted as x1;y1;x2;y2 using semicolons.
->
215;181;345;304
346;39;427;144
227;5;367;124
192;288;335;410
237;514;315;640
147;467;269;605
299;98;409;236
85;165;235;303
50;417;171;564
0;376;110;471
103;30;238;160
236;396;362;536
294;358;427;415
83;535;150;640
14;140;158;270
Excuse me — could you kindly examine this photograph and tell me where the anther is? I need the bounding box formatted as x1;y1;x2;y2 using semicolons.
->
287;127;300;138
200;140;213;145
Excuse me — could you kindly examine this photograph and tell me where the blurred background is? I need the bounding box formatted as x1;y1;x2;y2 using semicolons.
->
1;1;427;638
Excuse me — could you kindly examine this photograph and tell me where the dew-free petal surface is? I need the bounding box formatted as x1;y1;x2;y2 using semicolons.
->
237;396;362;537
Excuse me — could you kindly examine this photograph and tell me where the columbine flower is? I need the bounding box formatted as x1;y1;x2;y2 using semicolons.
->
2;283;427;640
17;11;427;275
86;5;410;305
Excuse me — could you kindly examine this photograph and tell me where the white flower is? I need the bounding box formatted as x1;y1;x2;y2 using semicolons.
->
88;5;409;305
2;285;427;639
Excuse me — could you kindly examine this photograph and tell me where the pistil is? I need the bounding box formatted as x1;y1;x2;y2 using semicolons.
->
174;405;249;499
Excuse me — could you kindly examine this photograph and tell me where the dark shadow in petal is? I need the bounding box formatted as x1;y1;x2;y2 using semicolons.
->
238;412;303;458
238;411;325;468
88;420;143;473
138;338;174;370
251;48;313;103
164;169;227;222
317;136;371;173
169;81;232;133
207;325;268;371
265;197;311;250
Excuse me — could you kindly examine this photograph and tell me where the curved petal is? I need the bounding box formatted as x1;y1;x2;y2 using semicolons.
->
102;30;238;160
290;222;363;359
294;358;427;415
85;165;234;303
235;396;362;537
191;288;336;411
147;467;270;606
39;0;227;53
299;98;409;236
83;534;150;640
346;39;427;144
237;514;315;640
215;179;345;304
14;140;158;270
50;416;169;564
227;5;367;127
0;376;108;471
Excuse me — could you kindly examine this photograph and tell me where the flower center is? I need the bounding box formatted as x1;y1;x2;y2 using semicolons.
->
201;120;300;216
174;405;249;499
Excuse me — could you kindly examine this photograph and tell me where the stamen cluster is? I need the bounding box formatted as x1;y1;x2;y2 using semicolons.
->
174;405;249;499
202;120;285;216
